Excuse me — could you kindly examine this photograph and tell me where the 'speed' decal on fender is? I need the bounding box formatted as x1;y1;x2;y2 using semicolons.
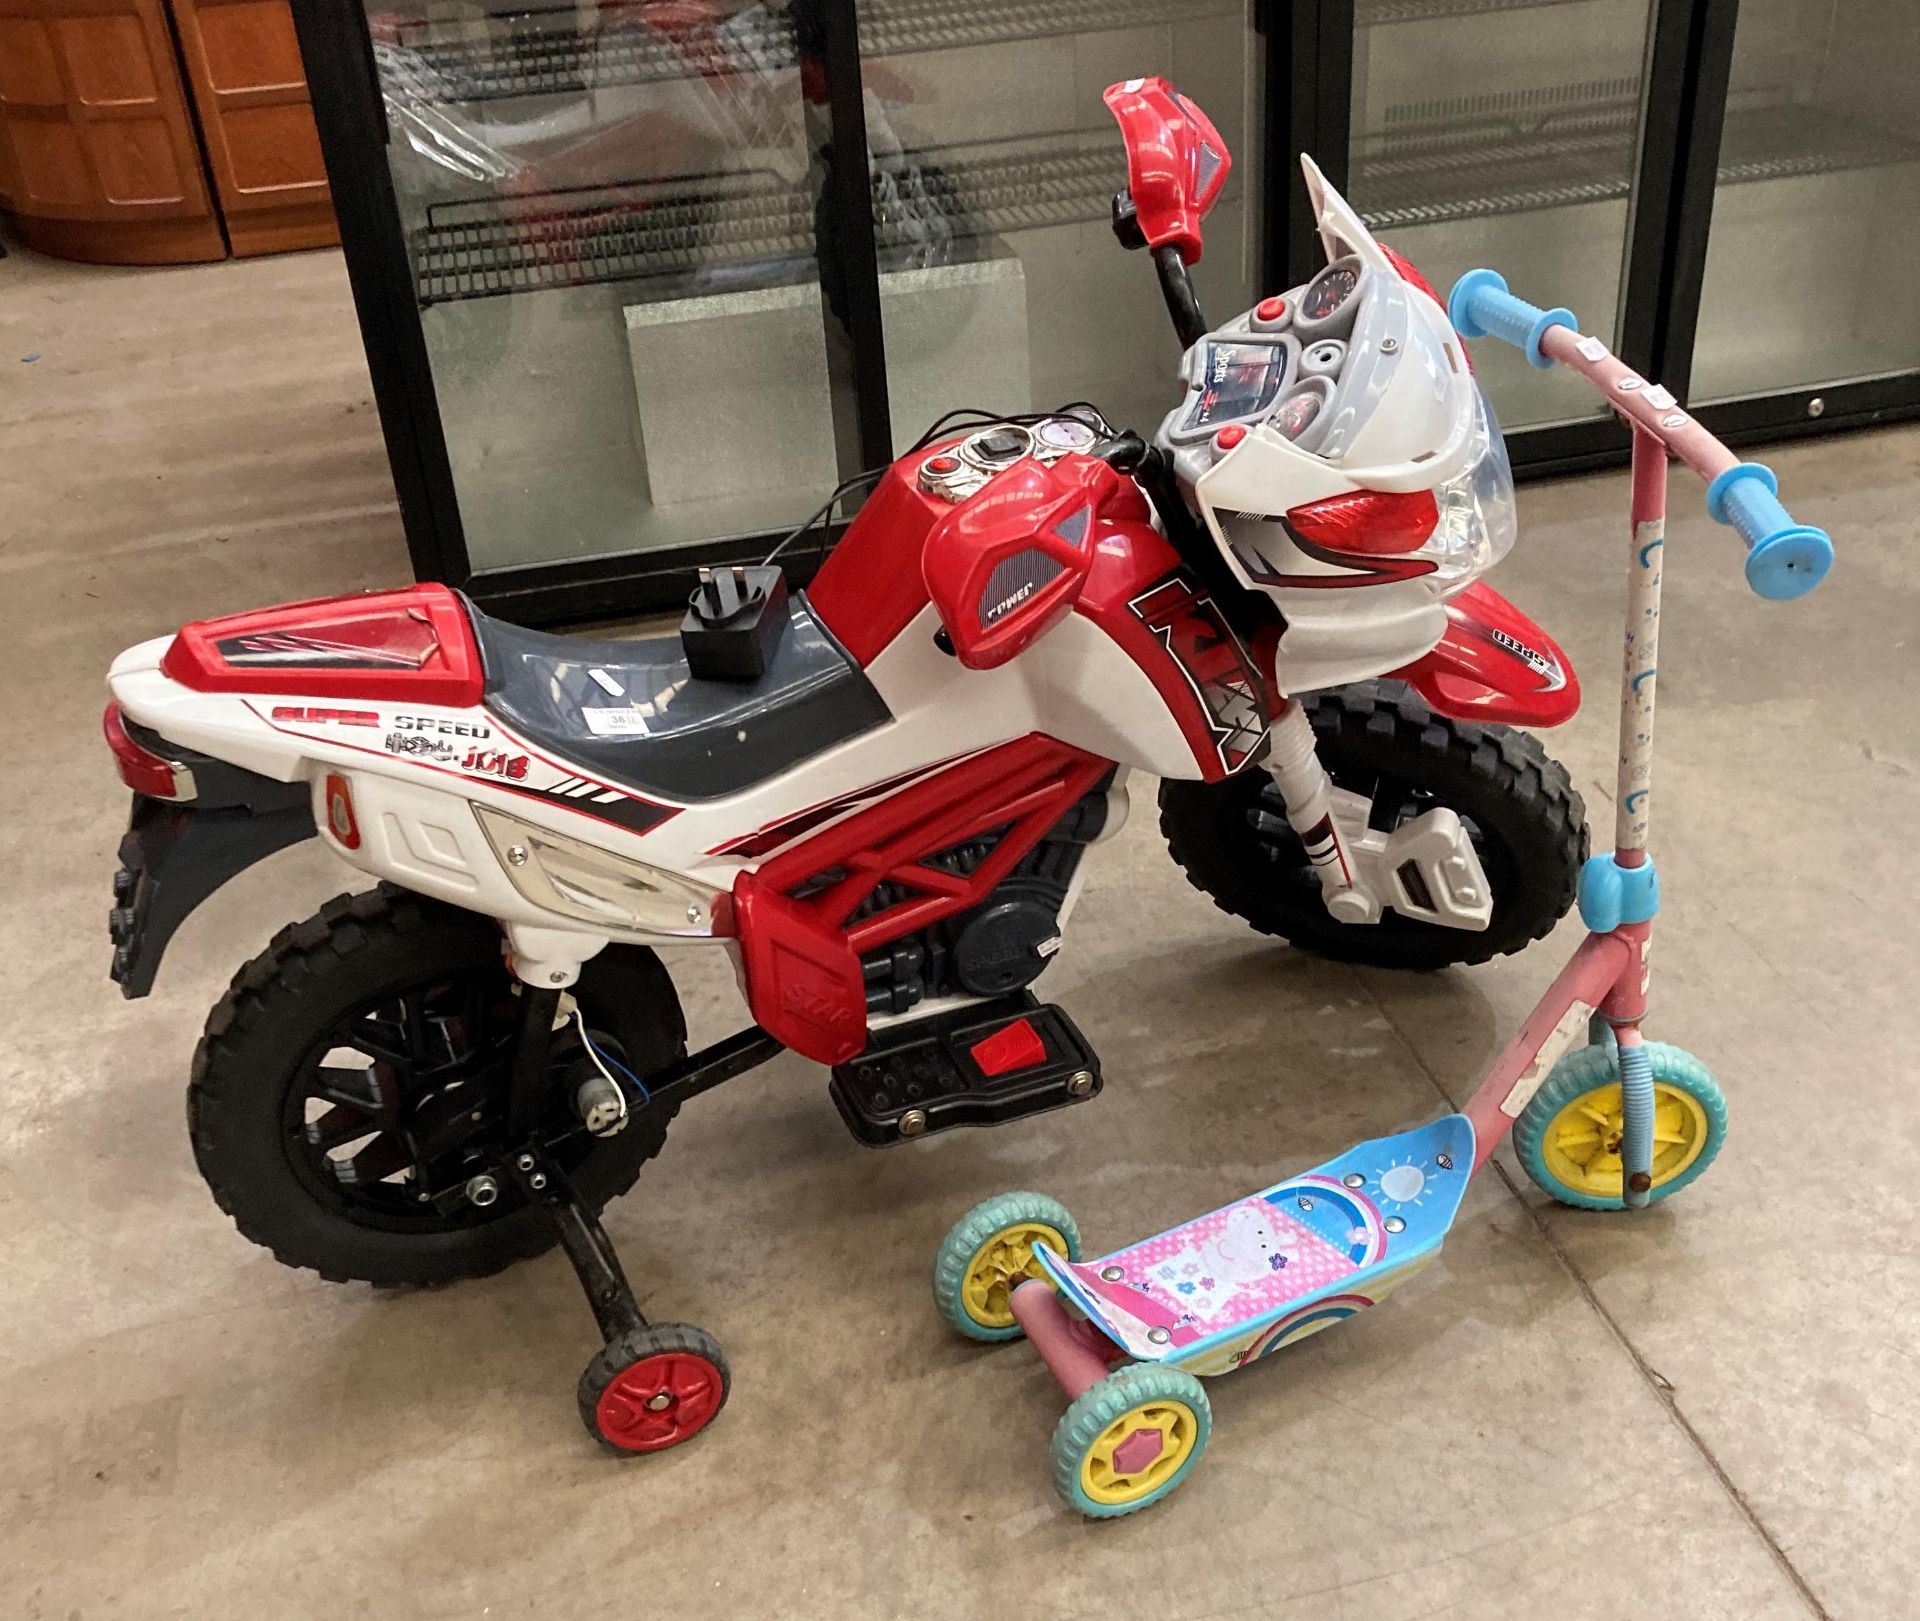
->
1458;612;1566;692
246;700;679;836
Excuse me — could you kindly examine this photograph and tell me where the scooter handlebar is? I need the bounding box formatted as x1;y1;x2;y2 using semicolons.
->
1705;463;1834;601
1446;268;1576;370
1447;267;1834;601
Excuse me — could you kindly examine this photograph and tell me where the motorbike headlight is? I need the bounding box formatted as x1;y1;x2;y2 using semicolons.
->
1420;388;1516;588
474;805;717;937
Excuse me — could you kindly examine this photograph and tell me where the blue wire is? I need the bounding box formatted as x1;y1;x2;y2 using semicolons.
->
579;1021;651;1105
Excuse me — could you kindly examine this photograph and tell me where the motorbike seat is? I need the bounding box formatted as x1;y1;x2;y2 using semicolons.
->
470;592;891;805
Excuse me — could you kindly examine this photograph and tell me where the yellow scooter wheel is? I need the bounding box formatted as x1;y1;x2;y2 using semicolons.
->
1052;1364;1211;1517
1516;1041;1726;1210
933;1192;1080;1341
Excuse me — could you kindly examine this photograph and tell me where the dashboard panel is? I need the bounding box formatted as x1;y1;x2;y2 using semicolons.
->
1183;342;1289;431
1162;255;1373;456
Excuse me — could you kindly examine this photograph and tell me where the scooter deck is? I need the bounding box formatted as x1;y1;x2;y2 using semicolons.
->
1034;1115;1476;1376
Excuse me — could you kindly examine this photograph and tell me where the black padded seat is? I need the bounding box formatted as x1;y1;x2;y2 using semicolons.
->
472;593;892;804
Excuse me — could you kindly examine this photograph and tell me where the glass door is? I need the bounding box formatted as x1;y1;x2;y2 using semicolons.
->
1689;0;1920;403
851;0;1264;447
363;1;855;575
1344;0;1661;432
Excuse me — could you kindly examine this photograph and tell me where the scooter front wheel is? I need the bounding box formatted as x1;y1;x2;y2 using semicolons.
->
1159;681;1586;970
1515;1041;1727;1210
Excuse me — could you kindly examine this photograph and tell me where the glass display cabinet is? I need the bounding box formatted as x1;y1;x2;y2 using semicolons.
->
1304;0;1920;473
295;0;1265;619
1344;0;1665;435
295;0;1917;621
1687;0;1920;410
851;0;1261;443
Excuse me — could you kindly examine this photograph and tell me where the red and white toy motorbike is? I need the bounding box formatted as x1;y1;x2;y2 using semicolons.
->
102;78;1586;1451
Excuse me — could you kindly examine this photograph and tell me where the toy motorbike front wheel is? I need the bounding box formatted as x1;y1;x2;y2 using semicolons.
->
187;886;687;1286
1159;681;1586;970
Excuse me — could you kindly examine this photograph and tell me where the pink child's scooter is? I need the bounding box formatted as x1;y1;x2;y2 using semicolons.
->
932;270;1834;1516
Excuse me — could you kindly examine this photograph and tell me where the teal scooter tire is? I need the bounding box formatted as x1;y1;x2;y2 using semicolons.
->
1051;1364;1212;1517
932;1192;1080;1342
1515;1041;1727;1211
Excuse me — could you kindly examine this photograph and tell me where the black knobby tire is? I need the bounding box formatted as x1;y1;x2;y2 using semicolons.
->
1159;681;1587;970
187;886;687;1287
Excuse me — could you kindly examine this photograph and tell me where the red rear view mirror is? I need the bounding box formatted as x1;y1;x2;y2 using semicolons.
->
1102;77;1232;264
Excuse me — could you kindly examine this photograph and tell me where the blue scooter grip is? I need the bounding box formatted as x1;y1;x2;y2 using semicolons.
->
1446;268;1577;369
1704;463;1834;601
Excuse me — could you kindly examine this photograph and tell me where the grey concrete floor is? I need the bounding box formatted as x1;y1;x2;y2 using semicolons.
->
2;240;1916;1621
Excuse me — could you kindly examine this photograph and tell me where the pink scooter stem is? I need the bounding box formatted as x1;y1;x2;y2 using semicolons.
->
1461;932;1631;1174
1608;424;1670;1201
1459;355;1689;1193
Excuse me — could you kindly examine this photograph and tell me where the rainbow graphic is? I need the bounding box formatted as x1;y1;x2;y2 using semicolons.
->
1270;1175;1389;1265
1230;1253;1439;1366
1236;1293;1378;1362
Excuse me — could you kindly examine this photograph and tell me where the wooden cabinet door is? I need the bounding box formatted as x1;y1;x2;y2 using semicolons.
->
168;0;335;254
0;0;224;259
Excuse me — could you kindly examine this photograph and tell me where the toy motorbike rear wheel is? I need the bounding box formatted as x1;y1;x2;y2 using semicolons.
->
187;885;687;1287
1159;681;1586;970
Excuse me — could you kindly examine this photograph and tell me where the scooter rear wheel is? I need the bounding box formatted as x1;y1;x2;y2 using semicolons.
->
1051;1364;1211;1517
1159;681;1586;970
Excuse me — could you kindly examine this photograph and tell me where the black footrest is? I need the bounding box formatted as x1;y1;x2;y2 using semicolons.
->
828;993;1101;1148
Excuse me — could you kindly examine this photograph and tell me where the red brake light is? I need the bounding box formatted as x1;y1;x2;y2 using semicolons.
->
103;702;186;798
1286;489;1439;556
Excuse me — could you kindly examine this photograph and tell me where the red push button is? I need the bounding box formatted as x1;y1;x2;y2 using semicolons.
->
970;1017;1047;1077
1214;424;1248;450
926;455;959;474
1256;296;1288;322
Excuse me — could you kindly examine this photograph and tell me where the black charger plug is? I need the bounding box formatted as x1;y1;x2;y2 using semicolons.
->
681;563;789;682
